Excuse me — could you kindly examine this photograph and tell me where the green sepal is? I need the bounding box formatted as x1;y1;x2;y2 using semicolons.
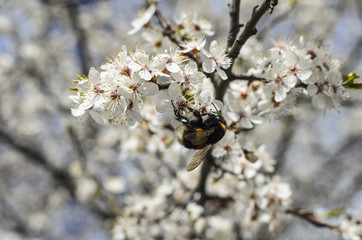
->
343;71;362;89
327;208;344;217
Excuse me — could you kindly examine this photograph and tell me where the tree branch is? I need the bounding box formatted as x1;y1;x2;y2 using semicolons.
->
0;128;76;198
230;73;268;82
226;0;241;49
196;150;213;204
274;118;296;173
0;185;31;236
65;3;92;75
228;0;277;60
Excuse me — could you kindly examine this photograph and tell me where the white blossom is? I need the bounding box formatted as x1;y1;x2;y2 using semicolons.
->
202;40;231;80
128;4;157;35
180;36;206;54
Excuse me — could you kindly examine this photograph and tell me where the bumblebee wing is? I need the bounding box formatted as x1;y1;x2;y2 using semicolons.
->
186;145;212;171
184;128;215;146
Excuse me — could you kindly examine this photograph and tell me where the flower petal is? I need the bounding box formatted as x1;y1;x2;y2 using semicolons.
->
215;65;228;80
139;82;159;96
166;62;180;73
89;110;108;125
155;99;173;113
139;70;153;81
71;107;86;117
297;69;313;81
284;75;297;88
202;59;215;73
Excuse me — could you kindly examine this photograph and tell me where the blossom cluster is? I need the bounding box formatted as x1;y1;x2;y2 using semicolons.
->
68;3;359;240
338;211;362;240
112;165;293;239
69;39;231;126
128;3;215;39
309;208;362;240
219;38;350;134
249;38;349;112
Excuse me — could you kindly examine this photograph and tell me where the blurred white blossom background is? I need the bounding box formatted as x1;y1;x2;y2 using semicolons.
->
0;0;362;239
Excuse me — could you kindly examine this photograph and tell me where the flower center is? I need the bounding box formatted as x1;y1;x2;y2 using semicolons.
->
223;144;231;152
93;85;105;95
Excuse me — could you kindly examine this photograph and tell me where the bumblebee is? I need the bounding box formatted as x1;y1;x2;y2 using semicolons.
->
174;104;227;171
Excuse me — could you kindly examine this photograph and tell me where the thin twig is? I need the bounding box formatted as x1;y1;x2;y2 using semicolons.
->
257;7;292;40
287;209;341;233
154;6;196;62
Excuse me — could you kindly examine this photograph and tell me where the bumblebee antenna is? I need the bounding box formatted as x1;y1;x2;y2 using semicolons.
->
211;102;221;113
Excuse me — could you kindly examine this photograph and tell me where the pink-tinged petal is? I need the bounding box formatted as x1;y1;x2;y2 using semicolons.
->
139;70;153;80
139;82;159;96
202;59;215;73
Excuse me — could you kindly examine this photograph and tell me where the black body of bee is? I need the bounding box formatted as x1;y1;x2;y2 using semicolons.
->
173;105;226;171
175;107;226;149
